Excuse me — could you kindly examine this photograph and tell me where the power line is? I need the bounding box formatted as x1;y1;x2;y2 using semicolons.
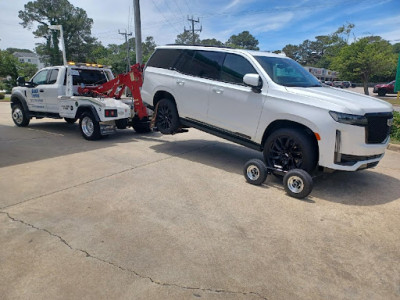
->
151;0;181;34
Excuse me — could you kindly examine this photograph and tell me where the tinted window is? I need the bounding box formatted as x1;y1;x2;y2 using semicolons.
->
221;54;257;84
147;49;182;69
175;50;195;73
32;70;49;85
48;69;59;84
176;50;224;80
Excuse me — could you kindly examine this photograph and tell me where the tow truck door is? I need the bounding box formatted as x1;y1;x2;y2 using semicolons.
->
42;68;61;113
26;69;49;112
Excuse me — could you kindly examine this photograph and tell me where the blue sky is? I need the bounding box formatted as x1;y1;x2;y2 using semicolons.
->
1;0;400;52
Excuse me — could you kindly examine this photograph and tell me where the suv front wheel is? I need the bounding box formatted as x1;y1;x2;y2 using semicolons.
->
155;98;180;134
263;128;317;173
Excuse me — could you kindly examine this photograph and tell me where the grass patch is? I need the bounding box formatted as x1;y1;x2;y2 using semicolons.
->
0;96;10;102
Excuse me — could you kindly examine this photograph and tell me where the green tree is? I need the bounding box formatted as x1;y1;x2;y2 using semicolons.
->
226;31;259;50
142;36;157;62
175;30;201;45
200;38;224;47
0;51;19;79
331;36;396;95
18;62;38;80
281;24;354;67
19;0;97;65
393;42;400;54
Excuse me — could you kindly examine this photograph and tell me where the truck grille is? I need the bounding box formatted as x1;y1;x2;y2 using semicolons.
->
365;112;393;144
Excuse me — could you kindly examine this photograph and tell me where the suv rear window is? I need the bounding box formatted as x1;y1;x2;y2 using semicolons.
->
147;49;182;69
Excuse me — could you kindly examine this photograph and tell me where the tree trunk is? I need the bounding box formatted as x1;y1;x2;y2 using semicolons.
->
362;74;369;95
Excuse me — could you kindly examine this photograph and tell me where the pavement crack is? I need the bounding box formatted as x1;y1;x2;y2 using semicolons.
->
1;211;267;300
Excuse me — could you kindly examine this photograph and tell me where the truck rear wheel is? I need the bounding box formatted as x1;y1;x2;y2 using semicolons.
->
79;112;101;140
12;104;30;127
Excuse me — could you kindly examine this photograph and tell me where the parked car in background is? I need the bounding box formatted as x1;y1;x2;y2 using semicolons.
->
373;80;396;96
342;81;351;88
324;81;333;86
333;81;344;88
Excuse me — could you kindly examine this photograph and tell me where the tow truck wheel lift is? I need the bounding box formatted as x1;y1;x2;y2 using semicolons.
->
78;63;151;131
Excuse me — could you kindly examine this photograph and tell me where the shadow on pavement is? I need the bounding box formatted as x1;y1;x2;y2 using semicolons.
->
150;138;400;206
0;122;162;168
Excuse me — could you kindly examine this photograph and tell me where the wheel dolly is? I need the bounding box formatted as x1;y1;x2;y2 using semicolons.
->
243;159;314;199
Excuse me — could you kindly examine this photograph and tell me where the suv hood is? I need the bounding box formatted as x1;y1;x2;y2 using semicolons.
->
285;86;393;114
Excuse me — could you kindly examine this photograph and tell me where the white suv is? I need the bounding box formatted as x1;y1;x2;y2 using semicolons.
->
141;45;393;173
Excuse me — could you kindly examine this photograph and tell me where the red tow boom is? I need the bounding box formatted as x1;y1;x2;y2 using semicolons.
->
78;63;148;119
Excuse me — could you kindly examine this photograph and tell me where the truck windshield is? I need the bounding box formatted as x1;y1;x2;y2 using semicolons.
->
254;56;321;88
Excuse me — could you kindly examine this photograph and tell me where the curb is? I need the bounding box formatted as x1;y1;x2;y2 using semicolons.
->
388;143;400;152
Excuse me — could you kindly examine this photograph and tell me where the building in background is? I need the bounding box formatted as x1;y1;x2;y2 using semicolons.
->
13;52;44;70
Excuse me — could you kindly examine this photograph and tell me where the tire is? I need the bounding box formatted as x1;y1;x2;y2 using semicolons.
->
64;117;77;124
263;128;317;173
378;89;386;97
155;98;180;134
283;169;313;199
12;104;30;127
115;119;128;130
243;159;268;185
79;112;101;140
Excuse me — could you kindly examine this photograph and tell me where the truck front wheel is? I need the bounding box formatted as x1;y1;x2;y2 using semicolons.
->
12;104;30;127
79;112;101;140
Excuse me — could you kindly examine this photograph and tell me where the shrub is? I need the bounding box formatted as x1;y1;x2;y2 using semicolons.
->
0;93;5;100
391;111;400;142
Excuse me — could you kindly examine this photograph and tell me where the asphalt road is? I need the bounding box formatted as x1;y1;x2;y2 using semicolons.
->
1;102;400;299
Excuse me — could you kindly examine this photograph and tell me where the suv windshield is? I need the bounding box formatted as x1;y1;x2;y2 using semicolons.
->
254;56;321;88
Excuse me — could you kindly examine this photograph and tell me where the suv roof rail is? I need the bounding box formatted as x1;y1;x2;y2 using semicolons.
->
165;44;234;49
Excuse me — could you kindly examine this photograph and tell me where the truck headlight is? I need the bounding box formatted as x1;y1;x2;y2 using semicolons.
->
329;111;367;126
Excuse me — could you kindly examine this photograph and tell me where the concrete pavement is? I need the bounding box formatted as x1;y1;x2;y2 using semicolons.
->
1;102;400;299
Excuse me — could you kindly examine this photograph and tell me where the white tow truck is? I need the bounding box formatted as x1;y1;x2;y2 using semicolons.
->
11;62;151;140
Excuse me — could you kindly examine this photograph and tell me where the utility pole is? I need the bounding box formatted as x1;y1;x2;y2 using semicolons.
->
184;16;202;45
133;0;142;64
118;29;132;72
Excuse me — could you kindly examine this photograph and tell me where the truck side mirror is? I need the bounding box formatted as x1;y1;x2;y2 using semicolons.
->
17;77;25;86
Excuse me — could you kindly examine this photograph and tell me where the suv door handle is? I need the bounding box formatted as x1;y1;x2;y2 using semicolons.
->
176;80;185;86
39;89;44;92
212;87;224;94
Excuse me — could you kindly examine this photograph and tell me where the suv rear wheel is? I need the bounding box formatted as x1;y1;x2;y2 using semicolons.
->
155;98;180;134
263;128;317;173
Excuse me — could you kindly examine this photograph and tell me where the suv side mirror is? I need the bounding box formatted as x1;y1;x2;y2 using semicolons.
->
243;74;262;93
17;76;25;86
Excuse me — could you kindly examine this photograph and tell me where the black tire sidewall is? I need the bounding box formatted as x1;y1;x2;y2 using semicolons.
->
243;159;268;185
156;99;180;134
283;169;313;199
79;112;101;140
263;128;317;173
12;104;30;127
